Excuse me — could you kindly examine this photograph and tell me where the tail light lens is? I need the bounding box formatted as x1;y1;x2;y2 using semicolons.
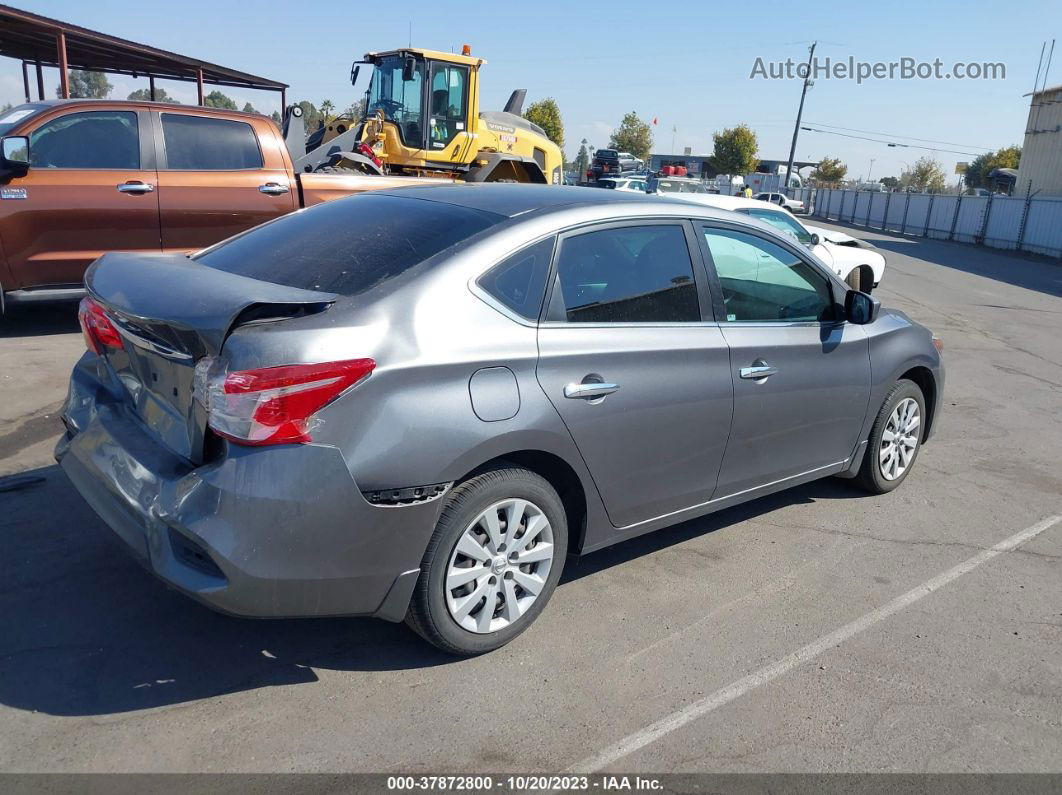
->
196;358;375;446
78;297;123;354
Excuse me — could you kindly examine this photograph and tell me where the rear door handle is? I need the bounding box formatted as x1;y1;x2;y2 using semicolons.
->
740;362;778;380
564;382;620;399
258;182;290;195
116;181;154;194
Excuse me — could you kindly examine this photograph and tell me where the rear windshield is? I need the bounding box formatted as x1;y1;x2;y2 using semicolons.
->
195;194;502;296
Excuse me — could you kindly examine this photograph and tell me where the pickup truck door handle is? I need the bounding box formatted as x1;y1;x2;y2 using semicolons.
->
739;361;779;380
116;181;154;194
258;182;290;195
564;382;620;400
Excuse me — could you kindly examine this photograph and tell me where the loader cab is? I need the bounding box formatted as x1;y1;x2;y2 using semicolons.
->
365;50;474;155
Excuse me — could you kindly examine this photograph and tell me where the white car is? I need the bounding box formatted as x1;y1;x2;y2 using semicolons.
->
755;192;805;213
667;194;884;291
597;177;648;193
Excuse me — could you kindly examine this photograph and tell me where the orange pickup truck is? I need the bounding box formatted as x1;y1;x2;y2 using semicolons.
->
0;99;421;311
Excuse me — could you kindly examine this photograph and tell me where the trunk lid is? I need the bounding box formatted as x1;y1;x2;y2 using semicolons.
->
85;252;336;463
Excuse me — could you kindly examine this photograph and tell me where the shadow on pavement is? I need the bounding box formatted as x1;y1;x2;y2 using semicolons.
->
820;222;1062;299
0;302;81;338
0;462;865;717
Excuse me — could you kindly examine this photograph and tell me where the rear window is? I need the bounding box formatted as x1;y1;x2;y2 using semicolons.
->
195;194;502;296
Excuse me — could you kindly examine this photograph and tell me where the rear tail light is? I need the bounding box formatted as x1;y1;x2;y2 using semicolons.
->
78;297;123;354
196;357;375;446
932;335;944;354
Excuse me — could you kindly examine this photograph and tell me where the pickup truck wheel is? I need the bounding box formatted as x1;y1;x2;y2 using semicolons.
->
854;379;925;494
405;466;567;655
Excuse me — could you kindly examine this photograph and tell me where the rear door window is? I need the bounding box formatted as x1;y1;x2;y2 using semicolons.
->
546;225;700;323
195;194;502;295
161;113;262;170
29;110;140;169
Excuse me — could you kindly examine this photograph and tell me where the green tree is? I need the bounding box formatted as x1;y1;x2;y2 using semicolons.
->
810;156;847;186
879;176;899;190
242;102;259;115
203;90;237;110
128;87;179;104
964;145;1020;190
523;97;564;150
343;98;366;119
900;156;947;193
710;124;758;175
60;70;111;99
270;110;282;124
296;100;323;131
608;111;653;161
575;138;590;176
319;99;336;121
1;103;12;114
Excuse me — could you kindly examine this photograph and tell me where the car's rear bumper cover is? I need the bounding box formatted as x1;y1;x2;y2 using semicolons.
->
55;357;443;620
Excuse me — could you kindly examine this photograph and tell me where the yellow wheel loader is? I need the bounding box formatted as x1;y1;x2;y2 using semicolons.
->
283;46;563;185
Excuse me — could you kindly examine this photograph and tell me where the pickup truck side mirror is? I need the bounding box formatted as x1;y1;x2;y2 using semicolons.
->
1;136;30;178
845;289;880;325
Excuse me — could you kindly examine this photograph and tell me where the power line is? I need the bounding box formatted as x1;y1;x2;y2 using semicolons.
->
803;121;992;151
798;126;983;157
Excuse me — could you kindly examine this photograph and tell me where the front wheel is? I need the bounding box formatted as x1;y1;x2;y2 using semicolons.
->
405;466;567;655
854;379;925;494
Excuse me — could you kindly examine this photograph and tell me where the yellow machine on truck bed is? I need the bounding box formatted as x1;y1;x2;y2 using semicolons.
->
284;46;563;185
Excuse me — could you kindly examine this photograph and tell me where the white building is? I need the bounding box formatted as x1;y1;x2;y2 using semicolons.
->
1014;84;1062;196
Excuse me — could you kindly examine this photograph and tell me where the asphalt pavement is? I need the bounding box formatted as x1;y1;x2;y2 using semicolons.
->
0;224;1059;774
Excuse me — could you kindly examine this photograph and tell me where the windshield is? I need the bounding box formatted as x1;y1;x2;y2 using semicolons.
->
367;55;424;146
744;207;813;245
656;180;707;194
0;104;44;136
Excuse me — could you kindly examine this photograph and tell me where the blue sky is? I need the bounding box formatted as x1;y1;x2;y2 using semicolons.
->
1;0;1056;181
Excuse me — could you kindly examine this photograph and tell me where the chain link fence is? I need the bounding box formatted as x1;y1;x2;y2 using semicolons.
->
790;188;1062;259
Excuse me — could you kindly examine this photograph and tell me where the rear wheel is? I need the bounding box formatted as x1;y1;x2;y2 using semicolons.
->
854;379;925;494
405;466;567;655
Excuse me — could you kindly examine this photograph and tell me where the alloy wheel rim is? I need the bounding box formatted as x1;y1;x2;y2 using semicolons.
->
879;397;920;481
445;499;554;634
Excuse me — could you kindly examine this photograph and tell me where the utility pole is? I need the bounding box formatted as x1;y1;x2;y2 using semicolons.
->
867;158;876;182
784;41;816;194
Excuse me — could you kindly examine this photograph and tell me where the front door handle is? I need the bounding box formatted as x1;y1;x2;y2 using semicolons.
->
740;361;778;380
116;181;154;194
258;182;290;195
564;382;620;400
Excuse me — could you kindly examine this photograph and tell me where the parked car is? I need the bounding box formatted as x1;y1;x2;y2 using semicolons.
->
647;175;710;195
57;184;943;655
589;148;622;181
595;177;648;193
0;99;427;311
616;151;644;172
665;194;885;291
755;192;805;213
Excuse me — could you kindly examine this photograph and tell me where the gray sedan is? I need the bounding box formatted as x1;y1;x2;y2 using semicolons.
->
57;185;944;655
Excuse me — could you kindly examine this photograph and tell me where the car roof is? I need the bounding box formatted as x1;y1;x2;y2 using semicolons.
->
376;184;661;217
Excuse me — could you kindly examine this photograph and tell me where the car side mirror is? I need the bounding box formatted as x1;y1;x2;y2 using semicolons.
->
845;289;880;324
402;55;416;82
809;233;821;247
1;136;30;178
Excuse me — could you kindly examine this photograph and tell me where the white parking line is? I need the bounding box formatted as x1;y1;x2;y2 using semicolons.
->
564;514;1061;774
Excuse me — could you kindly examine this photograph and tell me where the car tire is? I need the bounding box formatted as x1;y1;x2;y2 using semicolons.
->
405;466;567;655
854;379;926;494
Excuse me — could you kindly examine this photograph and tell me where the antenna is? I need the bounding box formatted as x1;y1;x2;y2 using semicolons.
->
408;21;412;48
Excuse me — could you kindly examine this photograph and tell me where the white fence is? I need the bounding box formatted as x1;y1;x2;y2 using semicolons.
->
789;188;1062;259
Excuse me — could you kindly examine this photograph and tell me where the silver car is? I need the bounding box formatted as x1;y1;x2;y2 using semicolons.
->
57;185;944;655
